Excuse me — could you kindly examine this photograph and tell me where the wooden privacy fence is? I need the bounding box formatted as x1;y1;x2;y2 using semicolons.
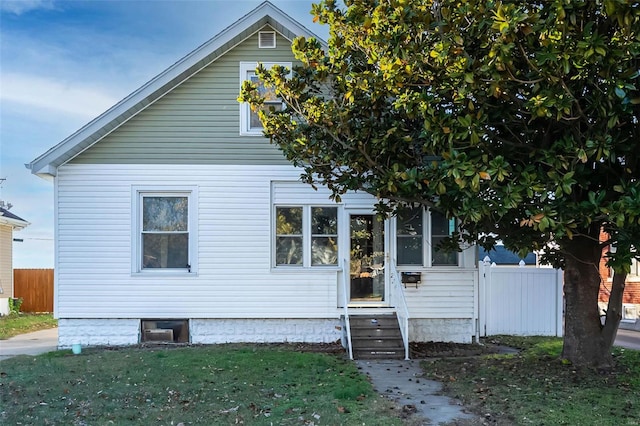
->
13;269;54;313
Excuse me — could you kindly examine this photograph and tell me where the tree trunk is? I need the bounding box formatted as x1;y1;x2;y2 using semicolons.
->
561;235;613;368
602;271;626;349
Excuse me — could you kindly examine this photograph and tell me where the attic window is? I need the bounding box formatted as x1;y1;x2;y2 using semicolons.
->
240;62;291;135
259;31;276;48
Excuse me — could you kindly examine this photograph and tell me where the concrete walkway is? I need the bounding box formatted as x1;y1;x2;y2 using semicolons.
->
357;359;479;425
0;327;58;361
357;329;640;425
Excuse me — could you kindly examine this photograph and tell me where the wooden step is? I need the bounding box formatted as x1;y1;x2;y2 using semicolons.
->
348;313;405;360
353;348;404;359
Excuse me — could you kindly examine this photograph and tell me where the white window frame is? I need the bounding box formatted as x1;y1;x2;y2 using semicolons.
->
629;257;640;278
395;208;460;268
396;207;424;267
131;186;198;275
239;61;291;136
272;204;340;269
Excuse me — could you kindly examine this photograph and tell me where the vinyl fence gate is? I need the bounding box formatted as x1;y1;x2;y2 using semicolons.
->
479;261;564;337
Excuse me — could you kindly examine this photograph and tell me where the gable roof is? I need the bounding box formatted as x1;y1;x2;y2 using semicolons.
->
0;207;30;230
26;1;325;178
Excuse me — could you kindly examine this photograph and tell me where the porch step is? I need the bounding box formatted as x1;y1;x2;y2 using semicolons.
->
349;314;405;360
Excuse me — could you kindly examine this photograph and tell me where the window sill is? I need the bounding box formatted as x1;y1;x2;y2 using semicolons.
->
240;130;265;136
132;271;199;278
271;266;343;274
396;266;462;271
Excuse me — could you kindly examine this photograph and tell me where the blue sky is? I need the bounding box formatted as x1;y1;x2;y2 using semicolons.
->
0;0;328;268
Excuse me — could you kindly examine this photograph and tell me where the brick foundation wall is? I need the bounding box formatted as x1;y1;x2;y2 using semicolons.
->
56;318;343;348
58;319;140;348
190;318;342;344
409;318;473;343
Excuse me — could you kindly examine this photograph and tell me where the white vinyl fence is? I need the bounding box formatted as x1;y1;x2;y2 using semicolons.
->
479;259;564;337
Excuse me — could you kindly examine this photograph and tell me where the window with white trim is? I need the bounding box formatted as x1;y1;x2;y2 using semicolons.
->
629;257;640;277
396;207;458;267
274;206;338;267
133;188;197;273
239;62;291;135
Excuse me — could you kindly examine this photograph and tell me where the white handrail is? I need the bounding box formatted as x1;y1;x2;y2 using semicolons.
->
341;258;353;360
389;258;410;360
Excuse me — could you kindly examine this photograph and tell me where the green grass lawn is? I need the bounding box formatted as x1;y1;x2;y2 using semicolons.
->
423;336;640;426
2;334;638;425
0;345;404;425
0;313;57;339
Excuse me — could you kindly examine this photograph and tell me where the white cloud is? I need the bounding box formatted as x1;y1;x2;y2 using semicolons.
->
0;0;56;15
1;73;119;119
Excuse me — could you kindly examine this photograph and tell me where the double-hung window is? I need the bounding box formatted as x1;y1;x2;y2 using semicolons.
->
396;207;458;267
275;206;338;267
239;62;291;135
133;188;197;274
396;207;423;266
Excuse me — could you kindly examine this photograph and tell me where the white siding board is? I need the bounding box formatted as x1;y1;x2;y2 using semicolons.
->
55;166;479;325
55;163;340;318
404;270;477;319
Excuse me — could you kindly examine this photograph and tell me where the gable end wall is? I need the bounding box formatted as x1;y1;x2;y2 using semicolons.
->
71;28;294;166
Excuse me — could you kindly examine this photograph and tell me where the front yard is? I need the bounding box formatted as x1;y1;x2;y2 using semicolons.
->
1;335;638;425
0;313;57;339
423;336;640;425
0;344;403;425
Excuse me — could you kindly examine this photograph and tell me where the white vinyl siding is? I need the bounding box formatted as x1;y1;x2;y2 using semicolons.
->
55;164;341;319
404;270;477;319
55;164;478;327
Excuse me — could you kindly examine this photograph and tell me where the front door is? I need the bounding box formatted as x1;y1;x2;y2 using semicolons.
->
349;213;387;304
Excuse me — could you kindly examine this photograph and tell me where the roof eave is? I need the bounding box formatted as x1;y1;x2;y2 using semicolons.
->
0;216;30;230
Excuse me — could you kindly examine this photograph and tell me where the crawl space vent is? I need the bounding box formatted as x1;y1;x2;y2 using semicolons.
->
259;31;276;48
141;319;189;343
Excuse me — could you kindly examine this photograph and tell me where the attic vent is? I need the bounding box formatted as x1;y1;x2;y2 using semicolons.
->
259;31;276;48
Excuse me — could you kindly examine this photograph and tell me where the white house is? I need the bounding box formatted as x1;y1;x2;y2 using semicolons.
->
27;2;480;357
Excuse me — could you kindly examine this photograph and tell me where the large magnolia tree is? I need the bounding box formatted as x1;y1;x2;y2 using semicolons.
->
239;0;640;367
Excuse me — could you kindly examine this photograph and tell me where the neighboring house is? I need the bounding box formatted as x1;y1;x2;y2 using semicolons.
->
0;202;29;315
598;231;640;330
478;246;537;266
27;2;479;352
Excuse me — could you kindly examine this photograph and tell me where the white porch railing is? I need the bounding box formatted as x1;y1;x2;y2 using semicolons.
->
341;258;353;360
389;258;410;360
